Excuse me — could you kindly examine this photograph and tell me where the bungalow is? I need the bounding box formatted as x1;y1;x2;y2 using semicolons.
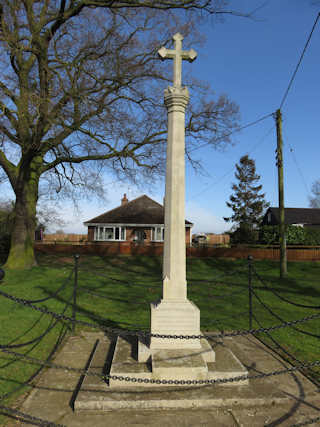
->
262;207;320;229
84;194;193;244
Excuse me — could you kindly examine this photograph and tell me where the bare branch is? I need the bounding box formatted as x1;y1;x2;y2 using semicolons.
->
0;149;17;187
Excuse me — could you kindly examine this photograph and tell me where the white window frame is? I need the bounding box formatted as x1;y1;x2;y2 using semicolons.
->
94;226;126;241
151;226;164;242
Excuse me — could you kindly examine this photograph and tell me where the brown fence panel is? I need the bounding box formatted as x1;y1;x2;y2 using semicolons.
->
34;242;320;261
43;233;87;242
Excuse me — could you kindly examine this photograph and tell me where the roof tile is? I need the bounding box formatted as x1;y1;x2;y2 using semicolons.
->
84;195;193;225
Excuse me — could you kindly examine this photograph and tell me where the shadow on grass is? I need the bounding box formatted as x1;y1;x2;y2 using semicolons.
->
39;290;149;332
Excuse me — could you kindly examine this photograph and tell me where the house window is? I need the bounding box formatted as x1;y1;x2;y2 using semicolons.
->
121;227;125;240
152;227;164;242
98;227;104;240
94;226;126;241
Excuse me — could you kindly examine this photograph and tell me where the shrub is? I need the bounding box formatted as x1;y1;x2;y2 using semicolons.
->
229;224;258;245
259;225;320;246
259;225;279;245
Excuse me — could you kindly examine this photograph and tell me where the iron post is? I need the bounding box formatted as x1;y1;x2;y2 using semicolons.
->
72;254;80;334
248;255;253;329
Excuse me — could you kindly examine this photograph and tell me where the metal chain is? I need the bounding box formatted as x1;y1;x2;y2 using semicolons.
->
78;287;148;304
208;311;248;325
3;268;74;305
252;313;304;367
0;291;73;350
0;404;66;427
251;288;320;339
0;317;63;349
203;286;247;300
1;288;320;340
252;266;320;310
79;284;246;303
1;348;319;386
291;416;320;427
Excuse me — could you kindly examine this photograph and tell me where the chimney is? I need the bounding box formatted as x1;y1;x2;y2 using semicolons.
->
121;193;128;205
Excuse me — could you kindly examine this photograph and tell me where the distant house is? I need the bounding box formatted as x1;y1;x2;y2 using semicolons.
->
84;194;193;244
262;207;320;229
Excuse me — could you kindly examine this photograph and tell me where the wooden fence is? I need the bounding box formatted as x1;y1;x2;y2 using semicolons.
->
43;233;87;242
34;242;320;261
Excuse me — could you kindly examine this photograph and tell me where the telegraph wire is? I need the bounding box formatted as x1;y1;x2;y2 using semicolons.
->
289;146;311;196
188;112;274;153
187;125;274;203
282;126;311;197
279;12;320;110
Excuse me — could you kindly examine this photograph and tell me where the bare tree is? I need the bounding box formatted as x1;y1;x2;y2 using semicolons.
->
0;0;247;269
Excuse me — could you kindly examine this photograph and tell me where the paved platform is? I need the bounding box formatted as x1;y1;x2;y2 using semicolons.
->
4;332;320;426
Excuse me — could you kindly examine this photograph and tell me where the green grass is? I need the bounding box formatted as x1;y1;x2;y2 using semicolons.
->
0;254;319;424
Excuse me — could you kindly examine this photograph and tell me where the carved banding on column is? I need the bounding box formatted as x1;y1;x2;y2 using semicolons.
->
164;86;189;113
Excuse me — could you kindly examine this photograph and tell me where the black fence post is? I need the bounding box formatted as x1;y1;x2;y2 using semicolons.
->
248;255;253;329
72;254;80;334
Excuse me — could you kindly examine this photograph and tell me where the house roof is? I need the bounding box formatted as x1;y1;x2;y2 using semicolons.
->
264;207;320;225
84;195;193;226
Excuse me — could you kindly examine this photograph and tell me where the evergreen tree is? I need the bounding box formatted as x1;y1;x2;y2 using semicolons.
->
224;155;269;243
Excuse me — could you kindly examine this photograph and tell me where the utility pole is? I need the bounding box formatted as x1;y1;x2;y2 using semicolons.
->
275;109;287;278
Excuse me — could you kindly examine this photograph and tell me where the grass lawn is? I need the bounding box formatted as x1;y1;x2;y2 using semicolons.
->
0;254;319;424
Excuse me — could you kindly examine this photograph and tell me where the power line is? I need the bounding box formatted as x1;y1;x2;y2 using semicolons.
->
187;125;274;203
280;12;320;110
188;112;273;153
288;145;311;196
282;126;311;197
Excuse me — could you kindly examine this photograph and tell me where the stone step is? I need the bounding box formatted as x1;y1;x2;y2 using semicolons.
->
152;348;208;380
109;336;152;387
207;345;249;385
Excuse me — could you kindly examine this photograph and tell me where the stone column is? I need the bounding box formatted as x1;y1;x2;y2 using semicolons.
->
162;86;189;301
150;34;200;350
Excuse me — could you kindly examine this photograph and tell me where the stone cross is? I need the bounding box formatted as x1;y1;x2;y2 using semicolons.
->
158;33;197;88
150;34;201;351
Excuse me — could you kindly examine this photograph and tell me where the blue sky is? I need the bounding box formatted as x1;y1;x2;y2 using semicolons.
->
60;0;320;234
182;0;320;233
4;1;319;234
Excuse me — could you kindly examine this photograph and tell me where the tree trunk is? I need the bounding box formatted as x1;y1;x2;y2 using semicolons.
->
5;160;40;270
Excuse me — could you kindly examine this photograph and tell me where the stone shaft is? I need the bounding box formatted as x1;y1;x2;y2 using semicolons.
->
162;86;190;301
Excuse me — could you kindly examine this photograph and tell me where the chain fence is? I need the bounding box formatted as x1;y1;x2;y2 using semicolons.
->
16;268;74;305
0;404;66;427
1;285;319;340
1;347;320;386
0;295;72;403
248;256;320;392
0;254;319;425
251;287;320;339
252;265;320;310
291;416;320;427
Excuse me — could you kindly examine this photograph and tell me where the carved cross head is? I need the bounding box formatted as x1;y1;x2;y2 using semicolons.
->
158;33;197;88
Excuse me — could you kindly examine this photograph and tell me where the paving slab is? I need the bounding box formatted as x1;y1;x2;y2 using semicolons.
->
3;332;319;427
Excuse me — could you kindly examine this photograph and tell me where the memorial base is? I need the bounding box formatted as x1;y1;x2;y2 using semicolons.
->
150;299;202;349
74;333;248;400
109;335;247;388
